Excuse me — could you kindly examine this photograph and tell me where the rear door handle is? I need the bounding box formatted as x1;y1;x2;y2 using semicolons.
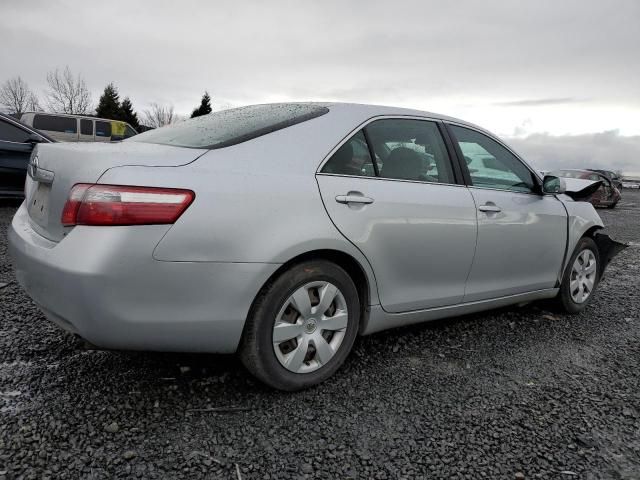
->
335;194;374;205
478;204;501;213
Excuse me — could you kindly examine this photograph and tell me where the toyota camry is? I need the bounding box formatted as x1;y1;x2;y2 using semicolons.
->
8;103;626;390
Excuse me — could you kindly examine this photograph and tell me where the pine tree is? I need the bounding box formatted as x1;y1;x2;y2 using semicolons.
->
190;91;212;118
95;83;121;120
120;97;140;130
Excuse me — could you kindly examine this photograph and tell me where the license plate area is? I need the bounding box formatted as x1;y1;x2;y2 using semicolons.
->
28;183;51;225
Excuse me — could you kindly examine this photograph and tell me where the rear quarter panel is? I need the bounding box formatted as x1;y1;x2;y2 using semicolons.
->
97;109;382;304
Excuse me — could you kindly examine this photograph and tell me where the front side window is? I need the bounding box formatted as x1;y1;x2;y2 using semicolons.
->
450;125;536;193
366;119;455;184
321;131;375;177
33;114;77;134
0;119;30;143
95;121;112;137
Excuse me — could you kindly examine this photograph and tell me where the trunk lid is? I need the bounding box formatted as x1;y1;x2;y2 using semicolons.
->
25;141;205;242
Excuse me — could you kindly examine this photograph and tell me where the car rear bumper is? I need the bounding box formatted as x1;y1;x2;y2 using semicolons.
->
8;203;280;353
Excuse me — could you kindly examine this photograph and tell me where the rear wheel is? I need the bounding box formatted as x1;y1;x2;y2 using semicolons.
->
239;260;360;391
555;237;600;313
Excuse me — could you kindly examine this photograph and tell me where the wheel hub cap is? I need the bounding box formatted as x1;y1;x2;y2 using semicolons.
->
272;281;349;374
569;249;597;304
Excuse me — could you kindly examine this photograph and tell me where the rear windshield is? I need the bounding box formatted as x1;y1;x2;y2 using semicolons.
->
129;103;329;149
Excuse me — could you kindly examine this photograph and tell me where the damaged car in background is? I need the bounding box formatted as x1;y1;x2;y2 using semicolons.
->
8;103;627;390
551;169;622;209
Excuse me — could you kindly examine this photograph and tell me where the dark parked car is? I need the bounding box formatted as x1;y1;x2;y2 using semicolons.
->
551;169;621;208
0;112;53;198
587;169;623;191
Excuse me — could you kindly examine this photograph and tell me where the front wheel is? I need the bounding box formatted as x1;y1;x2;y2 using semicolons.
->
239;260;360;391
555;237;600;313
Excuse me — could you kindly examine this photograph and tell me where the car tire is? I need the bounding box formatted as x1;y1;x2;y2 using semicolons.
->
607;202;618;209
239;260;360;391
554;237;600;314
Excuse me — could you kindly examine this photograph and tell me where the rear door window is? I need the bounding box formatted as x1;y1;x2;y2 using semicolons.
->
365;119;455;184
33;114;77;134
95;121;112;137
129;103;329;149
321;131;375;177
321;119;457;184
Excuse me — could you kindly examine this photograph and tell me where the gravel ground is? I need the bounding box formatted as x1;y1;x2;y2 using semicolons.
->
1;192;639;480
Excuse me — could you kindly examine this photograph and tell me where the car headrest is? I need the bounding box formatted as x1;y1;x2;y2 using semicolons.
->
381;147;423;181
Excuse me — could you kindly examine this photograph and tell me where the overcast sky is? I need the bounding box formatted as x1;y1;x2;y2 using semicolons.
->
2;0;639;174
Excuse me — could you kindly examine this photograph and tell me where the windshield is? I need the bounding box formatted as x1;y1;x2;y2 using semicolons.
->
128;103;329;149
552;170;585;179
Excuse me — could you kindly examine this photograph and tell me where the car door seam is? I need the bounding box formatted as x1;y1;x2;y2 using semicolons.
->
555;197;572;286
313;175;383;307
461;186;480;301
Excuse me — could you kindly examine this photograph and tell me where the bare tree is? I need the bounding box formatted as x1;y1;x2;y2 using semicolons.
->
142;103;176;128
45;66;92;114
0;76;40;115
27;92;42;112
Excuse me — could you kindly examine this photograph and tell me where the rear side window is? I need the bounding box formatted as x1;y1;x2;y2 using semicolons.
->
0;118;30;143
321;131;375;177
322;119;456;184
33;114;77;134
129;103;329;149
81;119;93;136
366;119;455;184
96;121;112;137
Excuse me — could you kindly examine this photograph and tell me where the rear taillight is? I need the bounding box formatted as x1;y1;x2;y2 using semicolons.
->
61;184;195;226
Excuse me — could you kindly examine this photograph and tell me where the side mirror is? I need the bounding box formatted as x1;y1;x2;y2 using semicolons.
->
542;175;566;194
27;133;45;144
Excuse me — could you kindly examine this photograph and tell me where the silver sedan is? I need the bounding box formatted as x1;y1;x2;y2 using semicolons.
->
8;103;626;390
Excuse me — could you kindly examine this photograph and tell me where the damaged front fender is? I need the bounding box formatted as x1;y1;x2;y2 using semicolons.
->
594;233;628;278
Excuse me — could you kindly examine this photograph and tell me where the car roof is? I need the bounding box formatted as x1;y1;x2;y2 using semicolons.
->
0;112;55;142
319;102;489;131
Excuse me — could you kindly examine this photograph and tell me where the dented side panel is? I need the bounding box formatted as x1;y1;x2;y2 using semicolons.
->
558;197;604;274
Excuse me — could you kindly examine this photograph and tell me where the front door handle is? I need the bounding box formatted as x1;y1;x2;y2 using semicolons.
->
335;194;374;205
478;204;501;213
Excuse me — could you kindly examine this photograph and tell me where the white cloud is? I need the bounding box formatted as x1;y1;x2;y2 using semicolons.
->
0;0;638;132
506;131;640;176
